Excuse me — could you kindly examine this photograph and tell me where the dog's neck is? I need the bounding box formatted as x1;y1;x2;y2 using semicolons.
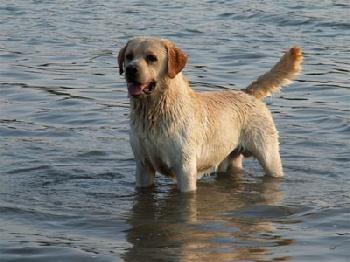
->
161;72;191;97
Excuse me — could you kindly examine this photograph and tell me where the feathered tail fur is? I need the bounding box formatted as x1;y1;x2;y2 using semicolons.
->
243;47;303;99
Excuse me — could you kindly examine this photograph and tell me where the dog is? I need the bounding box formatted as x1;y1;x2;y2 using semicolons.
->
118;37;303;192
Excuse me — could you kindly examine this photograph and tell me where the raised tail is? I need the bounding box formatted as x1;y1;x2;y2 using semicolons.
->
243;47;303;99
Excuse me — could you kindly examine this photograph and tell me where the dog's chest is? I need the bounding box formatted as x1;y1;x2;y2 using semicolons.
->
147;133;182;176
130;98;191;175
131;120;184;174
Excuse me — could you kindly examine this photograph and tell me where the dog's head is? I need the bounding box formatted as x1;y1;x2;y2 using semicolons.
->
118;37;188;97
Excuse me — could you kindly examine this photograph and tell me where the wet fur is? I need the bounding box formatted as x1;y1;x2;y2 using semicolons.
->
118;37;303;192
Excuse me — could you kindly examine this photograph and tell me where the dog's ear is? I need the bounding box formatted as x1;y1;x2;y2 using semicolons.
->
164;41;188;79
118;45;127;75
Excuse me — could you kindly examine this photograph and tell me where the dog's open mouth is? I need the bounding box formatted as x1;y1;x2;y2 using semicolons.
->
127;82;156;97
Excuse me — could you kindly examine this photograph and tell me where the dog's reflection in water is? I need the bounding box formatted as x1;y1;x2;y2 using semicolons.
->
123;172;293;262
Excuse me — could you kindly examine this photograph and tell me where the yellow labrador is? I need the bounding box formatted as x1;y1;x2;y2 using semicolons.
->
118;37;303;192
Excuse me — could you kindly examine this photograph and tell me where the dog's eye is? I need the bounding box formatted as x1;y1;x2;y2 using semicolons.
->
146;54;157;63
126;53;133;61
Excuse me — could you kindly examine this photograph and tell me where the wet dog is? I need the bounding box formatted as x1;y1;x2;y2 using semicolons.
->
118;37;303;192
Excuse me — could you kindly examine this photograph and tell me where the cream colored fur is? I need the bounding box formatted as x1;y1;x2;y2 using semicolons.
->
118;37;303;192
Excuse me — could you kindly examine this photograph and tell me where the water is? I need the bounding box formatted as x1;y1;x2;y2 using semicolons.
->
0;0;349;261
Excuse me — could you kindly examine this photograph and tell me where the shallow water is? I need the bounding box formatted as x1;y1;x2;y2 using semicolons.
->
0;0;349;261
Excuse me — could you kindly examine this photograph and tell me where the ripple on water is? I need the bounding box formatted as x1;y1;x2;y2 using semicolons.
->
228;205;310;220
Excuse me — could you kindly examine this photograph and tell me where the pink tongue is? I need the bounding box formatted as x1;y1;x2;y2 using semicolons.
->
127;83;148;96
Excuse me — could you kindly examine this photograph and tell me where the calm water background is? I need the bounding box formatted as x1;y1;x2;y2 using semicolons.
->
0;0;349;261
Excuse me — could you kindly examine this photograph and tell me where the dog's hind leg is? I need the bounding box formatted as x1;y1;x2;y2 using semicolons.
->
217;150;243;173
251;136;283;178
257;146;283;177
242;110;284;177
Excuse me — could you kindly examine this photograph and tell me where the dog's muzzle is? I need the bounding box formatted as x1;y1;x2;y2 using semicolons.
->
125;64;156;97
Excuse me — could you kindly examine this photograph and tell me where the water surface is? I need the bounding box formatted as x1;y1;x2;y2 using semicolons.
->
0;0;349;261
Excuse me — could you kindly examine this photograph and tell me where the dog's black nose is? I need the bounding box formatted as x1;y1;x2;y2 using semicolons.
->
126;65;138;79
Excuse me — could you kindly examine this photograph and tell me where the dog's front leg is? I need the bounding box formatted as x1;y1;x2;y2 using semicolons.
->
175;160;197;193
135;159;155;188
